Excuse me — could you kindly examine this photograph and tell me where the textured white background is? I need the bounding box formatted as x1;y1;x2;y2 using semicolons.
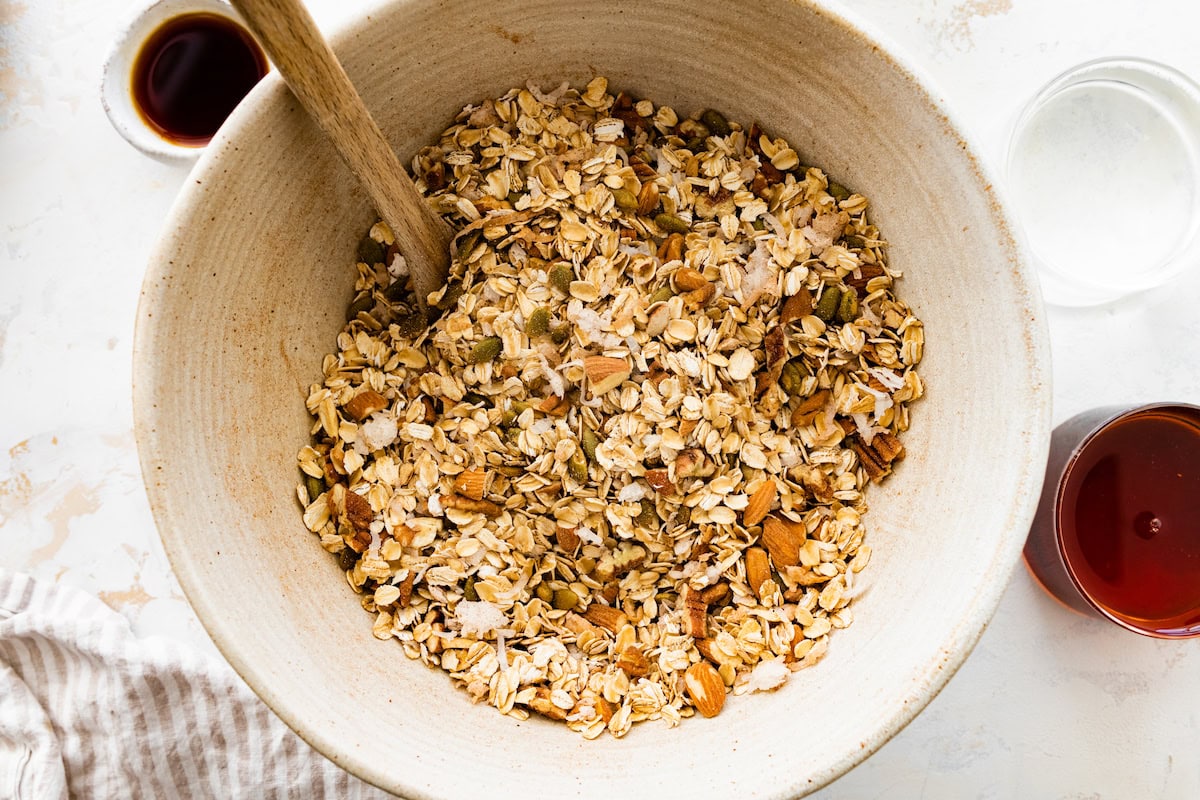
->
2;0;1198;797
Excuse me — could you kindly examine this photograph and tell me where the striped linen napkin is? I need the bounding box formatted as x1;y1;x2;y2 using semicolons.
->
0;569;392;799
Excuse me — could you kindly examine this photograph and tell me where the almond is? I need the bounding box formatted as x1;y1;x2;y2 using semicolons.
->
452;468;486;501
742;480;777;527
761;515;804;567
583;604;629;633
344;389;389;421
684;661;726;718
744;546;772;601
555;525;581;554
637;181;660;215
584;355;631;397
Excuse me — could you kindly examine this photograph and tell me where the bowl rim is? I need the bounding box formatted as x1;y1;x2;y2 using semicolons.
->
132;0;1052;795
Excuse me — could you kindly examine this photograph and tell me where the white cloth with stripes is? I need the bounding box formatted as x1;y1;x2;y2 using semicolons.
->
0;569;392;799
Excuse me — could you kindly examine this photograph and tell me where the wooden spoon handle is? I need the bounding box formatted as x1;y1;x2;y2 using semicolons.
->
230;0;451;307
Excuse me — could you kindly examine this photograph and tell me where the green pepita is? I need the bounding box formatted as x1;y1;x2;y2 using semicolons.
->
469;336;503;363
346;293;374;320
699;109;731;137
549;323;570;344
549;263;574;294
392;311;428;338
827;180;851;202
525;307;551;337
635;499;659;529
535;583;554;603
305;474;325;504
455;230;482;264
581;427;599;461
647;286;675;306
567;449;588;482
837;287;859;323
814;286;841;322
552;588;580;611
654;213;690;235
611;187;638;212
435;282;464;311
779;358;808;397
357;235;385;266
463;576;479;602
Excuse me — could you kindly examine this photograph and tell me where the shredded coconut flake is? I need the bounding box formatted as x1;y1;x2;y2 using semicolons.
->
454;600;509;637
745;658;790;692
360;414;399;450
617;482;647;503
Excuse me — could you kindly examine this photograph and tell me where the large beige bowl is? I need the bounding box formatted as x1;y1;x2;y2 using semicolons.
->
134;0;1050;796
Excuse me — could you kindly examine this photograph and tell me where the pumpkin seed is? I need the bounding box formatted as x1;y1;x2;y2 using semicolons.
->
469;336;503;363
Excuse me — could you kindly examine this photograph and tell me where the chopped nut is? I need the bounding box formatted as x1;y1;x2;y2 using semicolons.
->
673;448;712;479
452;468;487;501
442;495;503;516
672;267;709;292
343;489;373;532
616;645;651;678
594;542;647;581
528;687;568;720
584;356;631;396
556;525;581;554
699;582;731;606
645;468;676;494
780;292;813;326
680;585;708;638
344;389;389;421
791;389;833;427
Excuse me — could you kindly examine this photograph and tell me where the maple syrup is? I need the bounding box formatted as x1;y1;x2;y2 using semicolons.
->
131;12;267;146
1027;404;1200;637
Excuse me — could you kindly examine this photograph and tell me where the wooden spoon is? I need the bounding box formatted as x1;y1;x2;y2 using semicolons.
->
229;0;452;309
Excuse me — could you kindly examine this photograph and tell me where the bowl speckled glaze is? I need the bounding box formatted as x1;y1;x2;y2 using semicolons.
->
133;0;1051;796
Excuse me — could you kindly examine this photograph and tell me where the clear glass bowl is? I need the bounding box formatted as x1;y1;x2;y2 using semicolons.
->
1006;57;1200;307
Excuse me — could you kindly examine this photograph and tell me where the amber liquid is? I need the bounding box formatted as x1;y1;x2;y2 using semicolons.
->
131;13;267;146
1058;406;1200;635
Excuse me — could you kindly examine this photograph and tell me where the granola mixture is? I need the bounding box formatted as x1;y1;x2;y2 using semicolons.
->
297;78;925;737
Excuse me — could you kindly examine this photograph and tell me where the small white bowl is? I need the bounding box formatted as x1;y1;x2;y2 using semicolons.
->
101;0;258;163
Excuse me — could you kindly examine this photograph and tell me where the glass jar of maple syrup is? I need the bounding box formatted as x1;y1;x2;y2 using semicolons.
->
102;0;268;161
1024;403;1200;638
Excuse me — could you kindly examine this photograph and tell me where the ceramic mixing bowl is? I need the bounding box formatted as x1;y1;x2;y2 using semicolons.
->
133;0;1051;796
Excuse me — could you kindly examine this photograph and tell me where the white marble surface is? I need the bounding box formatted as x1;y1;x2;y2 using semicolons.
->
2;0;1198;796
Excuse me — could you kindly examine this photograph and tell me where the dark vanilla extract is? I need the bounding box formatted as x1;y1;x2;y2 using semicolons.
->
131;13;267;146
